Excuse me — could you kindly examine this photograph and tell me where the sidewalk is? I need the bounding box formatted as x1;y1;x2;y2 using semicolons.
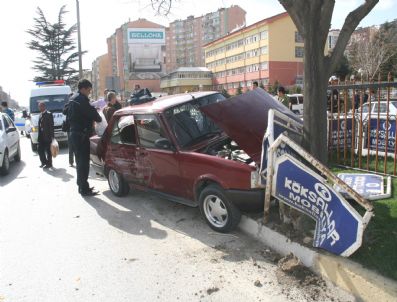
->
239;215;397;302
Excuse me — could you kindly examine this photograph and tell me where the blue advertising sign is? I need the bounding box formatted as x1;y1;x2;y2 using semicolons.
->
328;117;353;149
335;173;383;199
273;155;363;256
365;118;396;153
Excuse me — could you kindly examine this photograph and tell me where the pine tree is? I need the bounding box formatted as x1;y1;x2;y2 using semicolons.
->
27;6;82;86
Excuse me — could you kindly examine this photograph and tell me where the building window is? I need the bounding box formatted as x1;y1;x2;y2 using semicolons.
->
260;46;268;55
260;30;268;40
295;31;304;43
295;46;304;58
260;62;268;70
262;78;269;85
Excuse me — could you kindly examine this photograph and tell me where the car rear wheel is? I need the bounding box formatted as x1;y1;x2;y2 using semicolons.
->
199;185;241;233
14;143;21;162
0;150;10;176
108;168;129;197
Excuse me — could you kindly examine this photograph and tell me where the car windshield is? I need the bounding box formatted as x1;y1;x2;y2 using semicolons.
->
30;94;69;113
165;93;226;147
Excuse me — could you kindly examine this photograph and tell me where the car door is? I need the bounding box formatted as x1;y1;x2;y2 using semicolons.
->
2;115;18;157
134;113;184;197
105;115;138;184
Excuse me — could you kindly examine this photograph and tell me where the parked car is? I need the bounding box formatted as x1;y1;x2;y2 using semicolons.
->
0;112;21;175
90;90;300;232
287;94;304;115
356;99;397;120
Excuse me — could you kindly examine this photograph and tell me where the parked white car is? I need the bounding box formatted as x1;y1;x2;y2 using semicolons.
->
356;100;397;120
287;94;304;115
0;112;21;175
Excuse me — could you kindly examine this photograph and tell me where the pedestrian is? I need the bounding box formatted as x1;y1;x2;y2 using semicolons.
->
102;91;118;122
37;102;54;169
1;101;15;121
68;79;102;196
109;89;122;110
277;86;290;109
253;81;259;89
62;97;75;167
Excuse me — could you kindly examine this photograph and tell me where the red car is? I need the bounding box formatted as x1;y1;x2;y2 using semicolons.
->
90;90;296;232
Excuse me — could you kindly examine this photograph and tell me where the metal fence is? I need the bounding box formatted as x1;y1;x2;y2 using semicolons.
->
327;76;397;176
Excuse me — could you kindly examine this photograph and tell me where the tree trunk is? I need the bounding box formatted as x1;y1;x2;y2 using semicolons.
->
302;34;329;164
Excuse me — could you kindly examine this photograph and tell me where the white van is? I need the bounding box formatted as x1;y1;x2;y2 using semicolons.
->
29;81;71;151
287;94;304;116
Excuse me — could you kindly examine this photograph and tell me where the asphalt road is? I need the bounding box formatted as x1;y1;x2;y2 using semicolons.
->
0;136;354;302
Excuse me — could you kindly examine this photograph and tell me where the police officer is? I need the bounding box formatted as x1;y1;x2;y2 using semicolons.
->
68;79;102;196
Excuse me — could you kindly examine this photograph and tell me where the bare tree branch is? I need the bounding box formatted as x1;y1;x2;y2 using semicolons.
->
151;0;173;16
328;0;379;75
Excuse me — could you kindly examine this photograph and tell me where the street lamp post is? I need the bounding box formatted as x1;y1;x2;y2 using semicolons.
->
76;0;83;79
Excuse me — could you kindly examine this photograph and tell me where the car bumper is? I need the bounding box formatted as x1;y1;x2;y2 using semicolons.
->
225;189;264;212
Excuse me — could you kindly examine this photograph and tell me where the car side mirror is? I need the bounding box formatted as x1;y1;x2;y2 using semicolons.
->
154;138;173;150
6;127;16;134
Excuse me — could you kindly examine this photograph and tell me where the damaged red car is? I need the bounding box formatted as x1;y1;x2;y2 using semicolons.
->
90;90;296;232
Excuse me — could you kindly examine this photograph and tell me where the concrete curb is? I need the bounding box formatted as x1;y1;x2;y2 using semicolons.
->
239;215;397;302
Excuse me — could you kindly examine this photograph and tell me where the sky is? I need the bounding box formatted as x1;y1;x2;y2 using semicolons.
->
0;0;396;107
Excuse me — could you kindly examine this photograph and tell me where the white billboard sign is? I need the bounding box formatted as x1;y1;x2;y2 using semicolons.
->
128;28;165;44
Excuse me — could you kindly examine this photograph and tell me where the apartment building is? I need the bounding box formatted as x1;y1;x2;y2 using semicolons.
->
166;5;246;72
160;67;213;95
107;18;167;98
204;12;304;95
91;54;109;100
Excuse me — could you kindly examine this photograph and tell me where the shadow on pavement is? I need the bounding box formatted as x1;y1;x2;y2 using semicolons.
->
84;188;272;264
0;161;26;187
44;167;74;182
84;193;168;240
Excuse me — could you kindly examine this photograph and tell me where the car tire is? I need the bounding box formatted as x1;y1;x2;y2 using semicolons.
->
14;143;21;162
107;168;129;197
199;184;241;233
31;140;37;152
0;150;10;176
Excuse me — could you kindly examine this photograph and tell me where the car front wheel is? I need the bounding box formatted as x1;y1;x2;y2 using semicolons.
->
14;143;21;162
199;185;241;233
0;150;10;176
107;168;129;197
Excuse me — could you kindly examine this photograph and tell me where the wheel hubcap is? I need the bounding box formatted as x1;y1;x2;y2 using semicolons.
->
203;194;228;228
109;170;120;192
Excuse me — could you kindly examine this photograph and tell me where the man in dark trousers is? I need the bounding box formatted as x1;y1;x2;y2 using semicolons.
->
68;79;102;196
37;102;54;168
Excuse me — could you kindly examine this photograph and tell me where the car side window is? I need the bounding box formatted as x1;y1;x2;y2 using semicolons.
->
379;103;387;113
3;116;10;131
135;114;167;149
110;115;136;145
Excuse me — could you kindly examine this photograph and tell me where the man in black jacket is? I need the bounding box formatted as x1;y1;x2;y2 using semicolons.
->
68;80;102;196
37;102;54;168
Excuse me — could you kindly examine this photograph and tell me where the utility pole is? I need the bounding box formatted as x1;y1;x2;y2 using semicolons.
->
76;0;83;79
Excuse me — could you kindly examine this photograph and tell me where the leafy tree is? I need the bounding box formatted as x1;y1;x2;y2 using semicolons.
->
27;6;82;85
221;88;231;98
332;55;351;81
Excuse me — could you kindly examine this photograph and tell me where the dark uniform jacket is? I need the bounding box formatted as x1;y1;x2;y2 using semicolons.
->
38;111;54;143
68;93;102;134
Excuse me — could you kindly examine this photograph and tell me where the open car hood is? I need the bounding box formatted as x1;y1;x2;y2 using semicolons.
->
200;89;302;165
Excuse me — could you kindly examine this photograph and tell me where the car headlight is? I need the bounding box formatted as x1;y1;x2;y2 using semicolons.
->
31;127;38;132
